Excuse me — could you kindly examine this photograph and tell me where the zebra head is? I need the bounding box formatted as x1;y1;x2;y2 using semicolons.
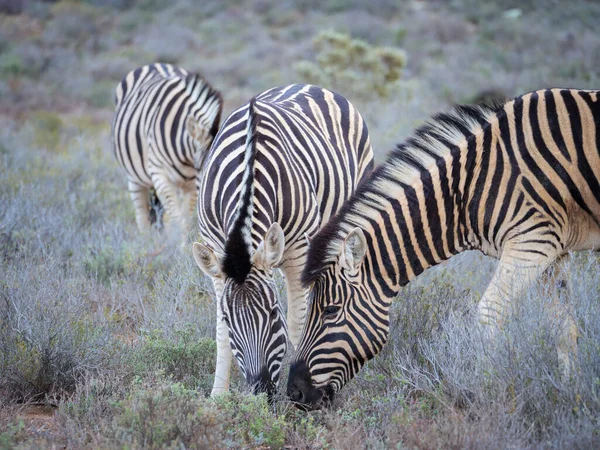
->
287;227;390;410
193;223;288;398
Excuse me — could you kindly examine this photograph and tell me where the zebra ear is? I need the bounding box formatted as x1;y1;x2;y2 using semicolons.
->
192;242;223;279
185;116;211;148
252;222;285;270
340;227;367;272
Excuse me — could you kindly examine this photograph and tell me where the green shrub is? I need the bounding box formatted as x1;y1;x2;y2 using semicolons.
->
0;52;23;77
30;111;64;151
0;420;25;450
215;392;288;448
54;376;327;449
58;378;227;449
295;30;407;99
83;243;130;285
133;327;216;392
114;381;226;449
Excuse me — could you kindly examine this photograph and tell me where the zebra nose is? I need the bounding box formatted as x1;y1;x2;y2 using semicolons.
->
287;360;318;409
250;366;276;397
288;387;304;404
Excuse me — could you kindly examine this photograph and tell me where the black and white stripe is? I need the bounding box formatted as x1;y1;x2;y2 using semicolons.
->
288;88;600;410
111;63;222;232
192;84;373;397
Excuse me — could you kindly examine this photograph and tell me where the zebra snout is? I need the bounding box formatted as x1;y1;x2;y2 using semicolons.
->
250;366;276;398
288;387;304;404
287;360;325;411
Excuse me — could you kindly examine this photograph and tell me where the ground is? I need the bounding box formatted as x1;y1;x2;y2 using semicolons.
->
1;0;599;449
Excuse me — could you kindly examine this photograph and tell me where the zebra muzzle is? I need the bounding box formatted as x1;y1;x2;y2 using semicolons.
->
287;360;333;411
250;366;277;400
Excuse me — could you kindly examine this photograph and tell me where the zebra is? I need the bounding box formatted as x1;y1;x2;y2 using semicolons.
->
287;88;600;410
191;84;374;398
111;63;223;233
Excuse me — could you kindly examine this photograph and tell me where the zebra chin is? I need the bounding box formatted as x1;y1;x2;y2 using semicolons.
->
249;366;278;402
286;360;335;411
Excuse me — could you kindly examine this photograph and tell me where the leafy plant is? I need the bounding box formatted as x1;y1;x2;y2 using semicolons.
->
133;327;216;392
295;30;407;99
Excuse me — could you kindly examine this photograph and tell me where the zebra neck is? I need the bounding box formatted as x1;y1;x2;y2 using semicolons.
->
355;158;469;299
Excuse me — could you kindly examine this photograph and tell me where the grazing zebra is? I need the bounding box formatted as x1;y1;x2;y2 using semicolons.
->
111;63;223;232
287;88;600;410
192;84;373;397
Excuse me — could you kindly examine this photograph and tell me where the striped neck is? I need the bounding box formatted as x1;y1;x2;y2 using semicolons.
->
303;102;503;300
347;150;469;296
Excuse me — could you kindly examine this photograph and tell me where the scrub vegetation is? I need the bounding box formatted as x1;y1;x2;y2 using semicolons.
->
1;0;599;448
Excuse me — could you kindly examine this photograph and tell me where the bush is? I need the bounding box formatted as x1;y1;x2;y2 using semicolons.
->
0;52;23;77
132;327;217;393
40;376;327;449
56;377;228;449
83;241;131;285
29;111;64;151
295;30;407;99
0;260;119;403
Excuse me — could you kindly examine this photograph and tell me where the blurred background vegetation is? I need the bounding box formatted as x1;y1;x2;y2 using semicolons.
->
1;0;599;448
1;0;598;157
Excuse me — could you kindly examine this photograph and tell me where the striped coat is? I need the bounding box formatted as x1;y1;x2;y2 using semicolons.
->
288;88;600;410
111;63;222;232
192;84;373;397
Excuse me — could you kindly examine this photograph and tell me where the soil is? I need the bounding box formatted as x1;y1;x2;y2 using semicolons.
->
19;404;59;438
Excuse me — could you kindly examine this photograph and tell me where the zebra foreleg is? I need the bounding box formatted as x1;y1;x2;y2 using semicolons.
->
477;255;550;334
127;180;152;232
211;278;233;397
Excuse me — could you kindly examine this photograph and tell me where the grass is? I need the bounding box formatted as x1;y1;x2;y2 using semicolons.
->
0;0;599;448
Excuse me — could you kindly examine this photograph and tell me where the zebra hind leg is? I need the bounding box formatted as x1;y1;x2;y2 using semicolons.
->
541;260;579;380
151;174;184;236
128;180;152;232
180;187;198;234
478;252;577;379
149;188;164;231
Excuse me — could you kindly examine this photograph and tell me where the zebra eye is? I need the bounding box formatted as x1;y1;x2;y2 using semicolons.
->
270;308;278;319
323;305;341;317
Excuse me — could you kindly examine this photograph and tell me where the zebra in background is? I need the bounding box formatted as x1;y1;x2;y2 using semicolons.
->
192;84;373;397
288;88;600;410
111;63;223;233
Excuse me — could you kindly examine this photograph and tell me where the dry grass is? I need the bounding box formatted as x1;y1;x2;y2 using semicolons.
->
1;1;599;448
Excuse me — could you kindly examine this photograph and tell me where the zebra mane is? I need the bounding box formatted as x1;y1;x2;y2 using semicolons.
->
222;99;260;284
301;100;505;287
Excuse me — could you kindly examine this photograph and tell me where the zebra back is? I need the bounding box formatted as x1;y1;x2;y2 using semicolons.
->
198;84;373;264
111;63;222;187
